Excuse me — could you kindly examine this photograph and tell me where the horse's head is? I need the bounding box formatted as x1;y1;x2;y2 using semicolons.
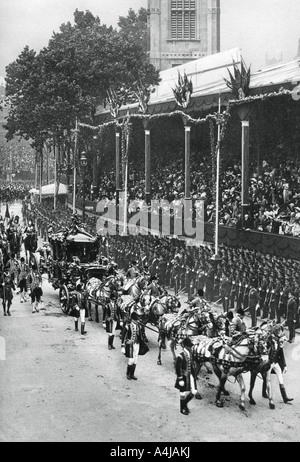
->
139;291;152;308
248;332;269;356
165;295;181;313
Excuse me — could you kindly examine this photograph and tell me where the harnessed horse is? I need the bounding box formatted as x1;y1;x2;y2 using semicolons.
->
157;308;215;366
192;328;269;411
248;321;289;409
85;275;119;325
123;276;147;301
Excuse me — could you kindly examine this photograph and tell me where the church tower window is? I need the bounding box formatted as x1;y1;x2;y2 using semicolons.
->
170;0;196;40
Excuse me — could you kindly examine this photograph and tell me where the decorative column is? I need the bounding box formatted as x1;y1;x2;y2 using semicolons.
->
237;103;253;229
184;124;191;199
115;128;121;206
241;120;250;227
143;118;151;206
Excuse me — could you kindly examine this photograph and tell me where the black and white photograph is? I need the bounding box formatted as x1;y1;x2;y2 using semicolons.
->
0;0;300;445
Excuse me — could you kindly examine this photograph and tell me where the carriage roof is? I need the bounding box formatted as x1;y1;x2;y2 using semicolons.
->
49;224;100;264
49;227;97;244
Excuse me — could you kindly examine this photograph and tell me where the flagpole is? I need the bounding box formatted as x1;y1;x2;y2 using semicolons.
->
73;117;78;214
215;94;221;257
211;93;222;268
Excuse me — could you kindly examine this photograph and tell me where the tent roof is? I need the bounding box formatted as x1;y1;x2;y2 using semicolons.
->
31;183;68;196
95;48;300;121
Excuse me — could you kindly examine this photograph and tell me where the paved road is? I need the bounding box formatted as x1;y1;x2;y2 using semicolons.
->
1;201;299;442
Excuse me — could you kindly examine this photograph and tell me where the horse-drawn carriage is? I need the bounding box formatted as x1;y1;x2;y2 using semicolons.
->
48;223;107;314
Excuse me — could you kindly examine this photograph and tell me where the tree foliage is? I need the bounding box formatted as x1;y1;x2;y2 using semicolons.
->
4;9;160;152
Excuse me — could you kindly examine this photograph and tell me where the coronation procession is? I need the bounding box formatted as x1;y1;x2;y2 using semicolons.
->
1;0;300;445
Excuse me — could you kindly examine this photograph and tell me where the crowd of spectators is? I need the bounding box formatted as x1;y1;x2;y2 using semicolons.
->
89;153;300;237
0;181;32;204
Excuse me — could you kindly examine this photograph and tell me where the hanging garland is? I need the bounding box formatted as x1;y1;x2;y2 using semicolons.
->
228;88;293;107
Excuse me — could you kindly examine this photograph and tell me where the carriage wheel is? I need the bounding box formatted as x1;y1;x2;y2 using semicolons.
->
59;284;70;314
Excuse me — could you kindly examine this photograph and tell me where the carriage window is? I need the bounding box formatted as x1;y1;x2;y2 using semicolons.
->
170;0;196;39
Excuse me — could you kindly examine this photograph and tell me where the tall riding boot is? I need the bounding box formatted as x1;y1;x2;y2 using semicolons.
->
279;384;293;403
184;393;194;413
75;320;78;331
81;322;87;335
180;397;188;415
35;302;40;313
108;336;112;350
7;305;11;316
126;365;132;380
110;335;116;349
131;364;138;380
262;379;268;398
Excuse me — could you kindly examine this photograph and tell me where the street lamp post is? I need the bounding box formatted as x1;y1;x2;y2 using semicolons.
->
80;151;87;223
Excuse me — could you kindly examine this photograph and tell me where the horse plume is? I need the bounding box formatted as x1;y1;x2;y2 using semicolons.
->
172;71;193;109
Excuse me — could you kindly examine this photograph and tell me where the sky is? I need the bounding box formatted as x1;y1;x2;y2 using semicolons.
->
0;0;300;80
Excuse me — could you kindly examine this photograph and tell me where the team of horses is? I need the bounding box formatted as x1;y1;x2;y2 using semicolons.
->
82;268;290;412
10;226;289;414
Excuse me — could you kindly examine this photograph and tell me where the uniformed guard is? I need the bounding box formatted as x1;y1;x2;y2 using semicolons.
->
105;292;119;350
174;337;199;415
71;281;87;335
248;279;260;328
121;311;148;380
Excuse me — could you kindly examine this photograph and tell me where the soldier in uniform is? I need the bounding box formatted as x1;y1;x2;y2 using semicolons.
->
27;265;43;314
18;256;30;303
0;268;15;316
205;264;215;303
286;289;298;343
259;271;269;318
219;271;230;313
248;279;260;328
71;281;87;335
105;292;119;350
121;311;147;381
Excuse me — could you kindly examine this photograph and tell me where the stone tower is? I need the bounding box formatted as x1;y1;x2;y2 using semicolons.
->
147;0;221;71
